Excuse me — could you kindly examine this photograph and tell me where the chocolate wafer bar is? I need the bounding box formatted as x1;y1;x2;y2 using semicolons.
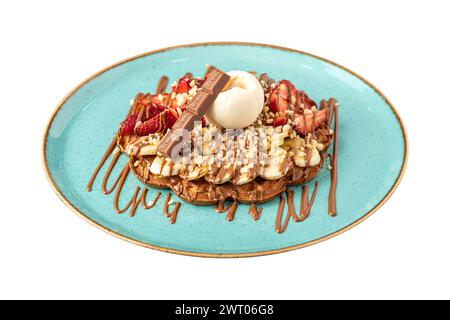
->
157;68;230;158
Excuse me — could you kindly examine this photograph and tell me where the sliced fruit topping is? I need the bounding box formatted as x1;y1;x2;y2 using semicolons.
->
176;78;190;94
119;114;138;136
145;103;166;120
135;109;178;136
295;109;328;135
150;156;179;177
269;80;298;112
168;75;198;109
134;93;168;121
273;115;287;127
297;90;317;110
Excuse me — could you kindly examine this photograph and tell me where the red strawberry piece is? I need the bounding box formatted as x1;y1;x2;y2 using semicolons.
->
273;115;287;127
176;79;190;94
145;103;166;120
166;108;178;129
132;93;169;122
119;114;138;136
168;77;193;108
135;109;178;136
135;94;152;111
269;80;298;112
135;114;162;136
295;109;328;134
153;93;170;106
298;90;316;110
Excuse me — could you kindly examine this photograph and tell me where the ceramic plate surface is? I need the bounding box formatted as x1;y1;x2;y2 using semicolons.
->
43;42;407;257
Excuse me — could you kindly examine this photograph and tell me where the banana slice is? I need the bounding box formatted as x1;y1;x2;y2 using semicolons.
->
149;157;179;177
125;134;162;156
232;162;259;185
259;149;289;180
283;136;305;149
270;131;289;147
206;163;235;184
139;144;158;156
293;145;321;167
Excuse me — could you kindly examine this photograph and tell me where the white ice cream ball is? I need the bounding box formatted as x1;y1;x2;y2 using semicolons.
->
206;71;264;129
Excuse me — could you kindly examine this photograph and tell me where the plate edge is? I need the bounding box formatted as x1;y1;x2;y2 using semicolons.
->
41;41;409;258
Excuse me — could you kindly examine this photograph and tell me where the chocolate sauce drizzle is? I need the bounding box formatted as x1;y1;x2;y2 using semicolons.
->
87;141;170;219
86;76;339;233
164;192;181;224
249;203;263;221
275;181;319;233
328;103;338;216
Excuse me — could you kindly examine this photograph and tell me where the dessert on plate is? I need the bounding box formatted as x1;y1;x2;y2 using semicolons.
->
116;67;336;208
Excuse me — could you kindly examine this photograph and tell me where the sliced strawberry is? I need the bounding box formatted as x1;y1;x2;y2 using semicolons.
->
295;109;328;135
119;114;138;136
153;93;169;106
166;108;178;129
133;93;172;121
269;80;298;112
135;94;152;112
168;76;194;108
176;79;190;94
273;115;287;127
135;109;178;136
145;103;166;120
298;90;316;110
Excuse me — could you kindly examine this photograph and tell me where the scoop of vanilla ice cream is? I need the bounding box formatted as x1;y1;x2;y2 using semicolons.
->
205;71;264;129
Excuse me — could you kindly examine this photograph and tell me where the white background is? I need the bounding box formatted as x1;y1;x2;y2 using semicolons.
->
1;0;449;300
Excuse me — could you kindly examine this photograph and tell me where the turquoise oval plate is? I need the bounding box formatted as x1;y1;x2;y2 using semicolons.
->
43;42;407;257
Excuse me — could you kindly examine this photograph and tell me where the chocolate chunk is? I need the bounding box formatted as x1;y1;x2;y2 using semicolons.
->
157;131;182;153
202;68;230;93
157;68;230;158
186;90;212;116
172;111;197;131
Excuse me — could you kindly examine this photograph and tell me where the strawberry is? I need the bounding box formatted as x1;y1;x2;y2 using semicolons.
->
134;93;172;122
273;115;287;127
135;109;178;136
136;94;151;108
298;90;316;110
119;114;138;136
166;108;178;128
168;76;194;109
176;79;190;94
145;103;166;120
269;80;298;112
295;109;328;135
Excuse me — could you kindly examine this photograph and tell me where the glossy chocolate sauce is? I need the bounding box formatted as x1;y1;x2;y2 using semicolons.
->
328;103;338;216
86;141;170;219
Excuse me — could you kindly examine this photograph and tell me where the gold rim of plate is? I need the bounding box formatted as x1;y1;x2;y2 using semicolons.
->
42;42;409;258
